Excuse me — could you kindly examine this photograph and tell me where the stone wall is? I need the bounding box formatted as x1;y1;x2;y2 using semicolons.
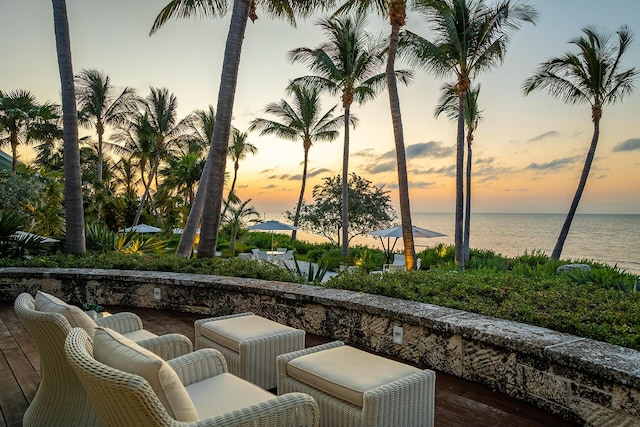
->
1;267;639;426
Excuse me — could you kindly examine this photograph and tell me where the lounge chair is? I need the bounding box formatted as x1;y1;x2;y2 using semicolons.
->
14;292;192;427
65;327;319;427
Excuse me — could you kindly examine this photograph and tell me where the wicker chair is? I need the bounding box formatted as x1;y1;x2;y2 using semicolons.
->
65;327;320;427
14;292;193;427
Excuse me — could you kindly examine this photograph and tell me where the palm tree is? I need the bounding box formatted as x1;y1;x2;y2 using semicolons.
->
249;84;345;240
223;198;261;255
332;0;418;268
151;0;332;258
405;0;537;270
0;90;52;173
51;0;86;254
435;83;482;261
290;13;409;256
75;68;139;217
523;26;637;260
221;128;257;220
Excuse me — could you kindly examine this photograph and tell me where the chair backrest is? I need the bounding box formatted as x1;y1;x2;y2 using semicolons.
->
393;254;405;265
387;264;406;272
14;293;97;426
277;248;287;253
64;328;174;427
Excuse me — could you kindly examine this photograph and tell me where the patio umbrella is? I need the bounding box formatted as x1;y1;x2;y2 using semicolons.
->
368;225;446;264
118;223;161;234
248;220;297;251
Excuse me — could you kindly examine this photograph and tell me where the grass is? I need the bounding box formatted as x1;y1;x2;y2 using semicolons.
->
0;240;637;351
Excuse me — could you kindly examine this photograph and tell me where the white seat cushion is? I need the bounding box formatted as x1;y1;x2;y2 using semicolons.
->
287;346;422;407
123;328;158;342
93;327;198;422
186;372;275;419
200;315;297;352
34;291;97;338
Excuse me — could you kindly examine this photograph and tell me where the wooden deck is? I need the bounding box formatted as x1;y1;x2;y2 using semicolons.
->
0;302;577;427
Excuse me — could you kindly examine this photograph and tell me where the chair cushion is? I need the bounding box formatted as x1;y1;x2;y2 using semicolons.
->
287;345;422;407
34;291;97;338
186;372;275;419
122;328;158;342
200;315;297;352
93;327;198;422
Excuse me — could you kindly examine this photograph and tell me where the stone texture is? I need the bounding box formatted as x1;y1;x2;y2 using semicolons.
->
556;263;592;275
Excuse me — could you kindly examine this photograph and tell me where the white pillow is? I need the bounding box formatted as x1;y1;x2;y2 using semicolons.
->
93;327;199;422
34;291;97;338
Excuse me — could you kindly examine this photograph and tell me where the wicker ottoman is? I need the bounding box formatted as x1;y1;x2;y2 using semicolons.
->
195;312;305;390
277;341;436;427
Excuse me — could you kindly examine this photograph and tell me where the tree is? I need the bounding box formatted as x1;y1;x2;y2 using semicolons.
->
335;0;417;270
290;173;396;245
151;0;332;258
52;0;86;254
405;0;537;270
290;13;407;257
523;26;637;260
76;69;139;218
221;128;257;220
223;198;260;255
249;84;344;240
435;83;482;261
0;90;59;173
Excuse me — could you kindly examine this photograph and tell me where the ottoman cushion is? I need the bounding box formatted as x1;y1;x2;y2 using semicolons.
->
286;346;422;407
200;315;297;352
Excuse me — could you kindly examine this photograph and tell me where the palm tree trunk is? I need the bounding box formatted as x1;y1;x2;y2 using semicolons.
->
292;142;310;241
387;14;415;270
196;0;250;258
221;163;238;220
52;0;86;254
96;124;104;220
455;91;466;271
463;134;472;261
341;105;350;257
10;132;18;173
551;117;600;260
133;156;158;226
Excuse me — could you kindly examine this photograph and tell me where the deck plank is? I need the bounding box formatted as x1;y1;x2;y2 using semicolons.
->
0;302;577;427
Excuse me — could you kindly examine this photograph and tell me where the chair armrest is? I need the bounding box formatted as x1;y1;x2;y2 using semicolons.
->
194;312;253;337
168;348;228;386
277;341;344;377
137;333;193;360
193;392;319;427
95;311;143;333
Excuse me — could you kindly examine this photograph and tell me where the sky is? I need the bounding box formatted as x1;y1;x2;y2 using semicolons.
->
1;0;639;216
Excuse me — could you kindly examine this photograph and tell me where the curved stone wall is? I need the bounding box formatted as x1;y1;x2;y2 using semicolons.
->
1;267;638;425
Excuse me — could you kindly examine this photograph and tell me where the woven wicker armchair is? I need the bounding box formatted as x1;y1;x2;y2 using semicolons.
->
65;327;320;427
14;292;193;427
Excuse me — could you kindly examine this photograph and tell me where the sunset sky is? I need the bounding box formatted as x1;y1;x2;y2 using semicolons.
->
1;0;639;216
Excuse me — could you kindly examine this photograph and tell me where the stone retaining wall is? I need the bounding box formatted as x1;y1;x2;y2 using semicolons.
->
1;267;639;426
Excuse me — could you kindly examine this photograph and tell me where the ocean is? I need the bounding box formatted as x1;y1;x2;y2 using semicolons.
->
266;212;640;274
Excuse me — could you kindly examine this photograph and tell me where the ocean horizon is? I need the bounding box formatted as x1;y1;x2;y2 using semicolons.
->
262;212;640;274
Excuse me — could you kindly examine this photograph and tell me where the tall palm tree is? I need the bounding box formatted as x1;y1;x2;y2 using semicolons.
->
405;0;537;270
435;83;482;261
51;0;86;254
290;13;409;256
249;84;345;240
151;0;332;258
332;0;418;268
115;87;192;226
223;198;260;255
75;69;139;197
523;26;637;260
221;128;257;220
0;90;51;173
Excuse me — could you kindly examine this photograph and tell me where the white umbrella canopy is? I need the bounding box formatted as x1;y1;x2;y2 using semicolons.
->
118;223;161;234
248;220;297;251
368;225;446;263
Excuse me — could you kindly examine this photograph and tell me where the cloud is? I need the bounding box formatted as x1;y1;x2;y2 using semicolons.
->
307;168;332;178
613;138;640;152
410;181;438;189
504;188;530;192
475;157;495;164
406;141;454;158
352;148;377;158
363;161;396;174
527;130;560;142
411;165;456;177
525;156;580;171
